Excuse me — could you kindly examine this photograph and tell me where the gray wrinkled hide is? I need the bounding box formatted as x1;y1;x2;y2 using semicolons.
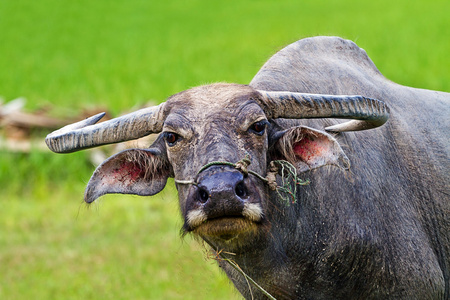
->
213;36;449;299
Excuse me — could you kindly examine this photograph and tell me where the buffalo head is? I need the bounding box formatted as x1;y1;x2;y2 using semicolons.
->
46;83;389;249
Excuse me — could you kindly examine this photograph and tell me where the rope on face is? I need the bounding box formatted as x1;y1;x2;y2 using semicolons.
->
174;154;309;205
176;155;310;299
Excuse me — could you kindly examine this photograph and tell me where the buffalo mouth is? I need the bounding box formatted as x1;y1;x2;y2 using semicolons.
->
193;216;260;241
185;201;264;240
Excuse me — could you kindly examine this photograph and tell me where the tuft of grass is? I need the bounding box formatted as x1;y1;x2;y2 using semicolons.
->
0;0;448;299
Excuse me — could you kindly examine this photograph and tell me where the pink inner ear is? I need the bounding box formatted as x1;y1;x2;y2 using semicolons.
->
293;136;327;164
112;161;146;183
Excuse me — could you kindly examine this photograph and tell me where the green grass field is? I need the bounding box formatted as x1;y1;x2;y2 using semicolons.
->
0;0;448;299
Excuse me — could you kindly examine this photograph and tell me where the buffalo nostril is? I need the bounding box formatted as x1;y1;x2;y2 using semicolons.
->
198;188;209;203
235;181;248;198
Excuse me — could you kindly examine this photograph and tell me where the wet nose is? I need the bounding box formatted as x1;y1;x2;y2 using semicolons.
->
196;168;249;204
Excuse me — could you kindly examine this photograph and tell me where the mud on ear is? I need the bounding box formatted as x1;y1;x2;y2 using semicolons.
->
85;148;172;203
273;126;350;172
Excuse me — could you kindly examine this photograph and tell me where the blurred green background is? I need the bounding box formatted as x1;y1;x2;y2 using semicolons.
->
0;0;448;299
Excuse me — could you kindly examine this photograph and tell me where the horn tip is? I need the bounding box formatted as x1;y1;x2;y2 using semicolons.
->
88;112;106;124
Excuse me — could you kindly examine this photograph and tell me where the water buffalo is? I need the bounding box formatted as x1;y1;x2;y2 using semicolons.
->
46;36;449;299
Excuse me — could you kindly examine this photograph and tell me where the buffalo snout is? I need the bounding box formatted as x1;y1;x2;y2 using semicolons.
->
183;166;264;238
196;167;248;216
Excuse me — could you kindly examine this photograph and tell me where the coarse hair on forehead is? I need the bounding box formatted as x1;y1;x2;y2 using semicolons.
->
167;83;261;108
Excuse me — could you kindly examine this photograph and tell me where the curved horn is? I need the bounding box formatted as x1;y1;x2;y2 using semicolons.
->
257;91;390;132
45;103;166;153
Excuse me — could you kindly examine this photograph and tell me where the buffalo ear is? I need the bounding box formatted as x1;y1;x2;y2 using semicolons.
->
85;148;172;203
273;126;350;172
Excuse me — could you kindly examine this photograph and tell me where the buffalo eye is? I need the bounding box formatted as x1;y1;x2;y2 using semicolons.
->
163;132;180;146
249;121;268;136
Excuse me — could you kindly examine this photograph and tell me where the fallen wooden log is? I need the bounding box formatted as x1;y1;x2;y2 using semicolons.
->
1;111;71;129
